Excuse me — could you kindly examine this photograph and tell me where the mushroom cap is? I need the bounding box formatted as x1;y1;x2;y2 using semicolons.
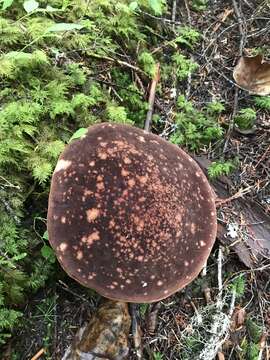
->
47;123;217;303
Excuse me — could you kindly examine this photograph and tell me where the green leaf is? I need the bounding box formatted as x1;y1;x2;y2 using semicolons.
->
129;1;138;11
69;128;88;143
47;23;84;32
2;0;14;10
42;230;49;241
148;0;163;15
23;0;39;13
41;245;55;263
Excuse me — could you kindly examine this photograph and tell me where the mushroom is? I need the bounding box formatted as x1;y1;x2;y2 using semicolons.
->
47;123;217;303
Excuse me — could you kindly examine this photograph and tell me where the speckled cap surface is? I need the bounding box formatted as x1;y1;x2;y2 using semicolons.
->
47;123;217;303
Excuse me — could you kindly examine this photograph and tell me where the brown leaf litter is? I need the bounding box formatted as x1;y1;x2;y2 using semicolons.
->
233;55;270;95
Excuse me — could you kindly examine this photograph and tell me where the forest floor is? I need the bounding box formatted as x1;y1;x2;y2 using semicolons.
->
2;0;270;359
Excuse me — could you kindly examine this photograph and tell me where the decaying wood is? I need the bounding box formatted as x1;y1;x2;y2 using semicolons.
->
62;301;131;360
194;155;270;268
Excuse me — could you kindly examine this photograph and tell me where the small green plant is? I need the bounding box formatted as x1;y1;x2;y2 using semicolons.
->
34;296;57;357
138;51;156;78
174;26;201;49
254;96;270;110
172;52;199;80
170;96;224;151
106;104;132;124
240;338;260;360
206;101;225;114
234;108;256;130
191;0;209;11
246;318;262;343
153;352;164;360
250;46;270;57
176;94;194;112
238;317;262;360
208;159;237;179
139;303;149;317
230;275;246;298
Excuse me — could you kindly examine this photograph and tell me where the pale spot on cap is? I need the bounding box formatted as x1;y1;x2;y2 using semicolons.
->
76;250;83;260
123;157;131;164
190;223;196;235
121;169;129;177
96;182;105;191
98;152;107;160
157;280;163;286
59;242;68;252
128;178;135;187
86;208;100;222
200;240;206;247
54;159;72;173
86;231;100;245
61;216;66;224
138;175;148;184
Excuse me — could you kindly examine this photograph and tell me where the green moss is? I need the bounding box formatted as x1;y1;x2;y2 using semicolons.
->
170;96;224;151
234;108;257;130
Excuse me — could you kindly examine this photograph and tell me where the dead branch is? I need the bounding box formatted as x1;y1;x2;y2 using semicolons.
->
144;63;160;132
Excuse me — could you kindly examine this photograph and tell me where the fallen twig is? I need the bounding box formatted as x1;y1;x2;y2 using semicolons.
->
215;186;253;207
232;0;246;55
223;0;247;152
184;0;191;25
171;0;177;31
87;52;146;76
144;63;160;132
31;348;45;360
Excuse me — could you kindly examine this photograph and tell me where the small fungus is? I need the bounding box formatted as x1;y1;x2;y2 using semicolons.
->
47;123;217;303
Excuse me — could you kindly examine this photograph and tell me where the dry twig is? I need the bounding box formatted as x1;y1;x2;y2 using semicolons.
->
31;348;45;360
144;63;161;132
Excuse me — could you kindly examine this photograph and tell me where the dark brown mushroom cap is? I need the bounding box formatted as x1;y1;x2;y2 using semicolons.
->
47;123;217;303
